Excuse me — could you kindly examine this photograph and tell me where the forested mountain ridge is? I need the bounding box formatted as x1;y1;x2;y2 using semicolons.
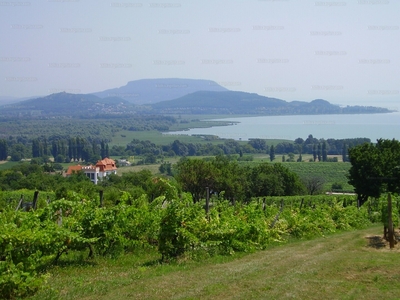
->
0;80;394;118
0;92;135;118
149;91;393;115
92;78;229;104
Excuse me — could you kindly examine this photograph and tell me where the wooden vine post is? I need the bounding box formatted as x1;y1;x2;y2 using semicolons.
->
387;193;395;249
205;187;210;216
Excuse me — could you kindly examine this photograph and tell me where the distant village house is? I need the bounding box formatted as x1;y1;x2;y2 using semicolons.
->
66;158;117;184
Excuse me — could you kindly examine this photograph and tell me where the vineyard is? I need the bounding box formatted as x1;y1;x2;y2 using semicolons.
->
282;162;352;191
1;188;398;299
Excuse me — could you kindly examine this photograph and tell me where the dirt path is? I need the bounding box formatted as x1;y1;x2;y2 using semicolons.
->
83;226;400;300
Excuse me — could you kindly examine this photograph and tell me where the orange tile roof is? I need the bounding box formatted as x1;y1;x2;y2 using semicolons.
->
95;158;117;172
66;165;82;175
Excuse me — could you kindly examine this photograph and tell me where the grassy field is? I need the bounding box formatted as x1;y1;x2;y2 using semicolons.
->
29;224;400;300
0;160;21;171
110;130;218;147
110;129;292;147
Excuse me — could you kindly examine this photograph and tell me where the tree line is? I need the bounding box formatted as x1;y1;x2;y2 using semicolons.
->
1;138;399;205
113;136;369;161
0;134;371;164
0;154;305;203
0;136;110;164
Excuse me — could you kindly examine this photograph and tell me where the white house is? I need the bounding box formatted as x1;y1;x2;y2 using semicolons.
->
66;158;117;184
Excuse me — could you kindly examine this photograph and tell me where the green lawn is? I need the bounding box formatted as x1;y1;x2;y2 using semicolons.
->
28;224;400;300
0;160;23;171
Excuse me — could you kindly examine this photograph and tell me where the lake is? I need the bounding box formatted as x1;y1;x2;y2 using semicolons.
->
165;112;400;141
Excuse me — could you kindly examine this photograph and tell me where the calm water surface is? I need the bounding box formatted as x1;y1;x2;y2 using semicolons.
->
166;112;400;141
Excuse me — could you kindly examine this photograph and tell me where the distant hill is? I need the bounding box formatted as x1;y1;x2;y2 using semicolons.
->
0;80;394;119
0;92;135;118
150;91;393;115
92;78;229;104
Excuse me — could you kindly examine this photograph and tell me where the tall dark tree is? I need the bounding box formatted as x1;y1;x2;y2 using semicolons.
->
31;139;43;158
43;139;48;156
317;143;322;162
312;144;317;162
76;137;86;161
105;143;110;158
297;153;302;162
51;140;58;158
342;143;347;162
269;145;275;162
101;140;106;159
0;139;8;160
68;138;77;161
59;140;67;157
322;141;328;162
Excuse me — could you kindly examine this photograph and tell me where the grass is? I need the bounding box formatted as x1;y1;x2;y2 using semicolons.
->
29;224;400;300
0;160;23;171
110;130;228;147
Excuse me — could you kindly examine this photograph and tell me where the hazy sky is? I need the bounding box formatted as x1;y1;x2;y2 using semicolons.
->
1;0;399;108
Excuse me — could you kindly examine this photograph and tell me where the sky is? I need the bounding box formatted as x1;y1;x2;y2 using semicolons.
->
0;0;399;109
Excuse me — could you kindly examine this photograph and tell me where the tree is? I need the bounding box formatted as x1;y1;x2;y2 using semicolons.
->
10;143;28;161
100;140;105;159
312;144;317;162
302;176;325;195
269;145;275;161
248;139;267;152
247;162;304;197
248;163;284;197
31;139;43;158
171;140;188;156
159;162;173;176
68;138;77;161
0;139;8;160
175;158;217;203
342;143;347;162
287;153;295;162
317;143;322;162
211;155;248;202
51;140;59;158
347;139;400;206
294;137;304;146
322;141;328;162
